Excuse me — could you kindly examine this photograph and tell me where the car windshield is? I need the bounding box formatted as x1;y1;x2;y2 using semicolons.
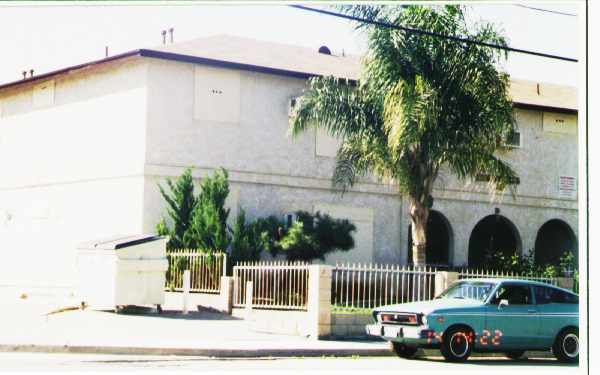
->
437;281;495;302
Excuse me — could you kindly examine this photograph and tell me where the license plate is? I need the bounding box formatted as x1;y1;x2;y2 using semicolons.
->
384;326;402;338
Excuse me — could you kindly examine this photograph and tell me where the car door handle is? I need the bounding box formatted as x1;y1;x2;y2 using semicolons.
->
527;309;536;313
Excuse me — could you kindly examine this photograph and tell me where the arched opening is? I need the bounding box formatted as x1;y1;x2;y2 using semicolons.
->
468;214;521;267
407;210;453;266
534;219;577;267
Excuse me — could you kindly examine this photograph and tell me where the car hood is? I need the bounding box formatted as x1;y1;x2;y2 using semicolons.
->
374;298;484;315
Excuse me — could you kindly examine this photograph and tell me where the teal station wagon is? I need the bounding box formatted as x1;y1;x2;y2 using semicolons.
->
366;279;579;363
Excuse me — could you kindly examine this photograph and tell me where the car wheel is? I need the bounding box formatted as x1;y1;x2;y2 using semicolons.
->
390;342;419;359
553;328;579;363
440;326;473;362
505;350;526;360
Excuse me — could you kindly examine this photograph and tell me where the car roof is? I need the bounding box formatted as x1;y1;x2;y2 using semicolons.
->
460;278;577;294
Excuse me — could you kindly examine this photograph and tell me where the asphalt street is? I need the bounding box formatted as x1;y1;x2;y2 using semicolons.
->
0;352;582;374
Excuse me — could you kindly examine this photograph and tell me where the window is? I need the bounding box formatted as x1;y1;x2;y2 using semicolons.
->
534;286;578;305
315;127;341;157
490;284;532;305
503;130;521;148
32;80;55;108
193;66;240;123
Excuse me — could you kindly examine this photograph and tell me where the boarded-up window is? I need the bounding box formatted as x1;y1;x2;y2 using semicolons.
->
194;66;241;123
32;80;55;108
314;203;374;264
543;112;577;135
315;128;341;157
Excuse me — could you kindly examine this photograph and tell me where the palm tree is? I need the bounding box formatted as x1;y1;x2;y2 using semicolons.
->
289;5;519;265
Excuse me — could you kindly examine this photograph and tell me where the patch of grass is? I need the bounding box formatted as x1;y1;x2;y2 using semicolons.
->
331;306;373;315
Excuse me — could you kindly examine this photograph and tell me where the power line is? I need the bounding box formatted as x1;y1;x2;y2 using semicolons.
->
514;4;577;17
289;5;578;63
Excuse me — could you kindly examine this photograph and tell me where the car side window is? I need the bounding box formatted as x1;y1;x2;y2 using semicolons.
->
534;286;552;304
491;284;532;305
534;286;578;304
551;289;579;304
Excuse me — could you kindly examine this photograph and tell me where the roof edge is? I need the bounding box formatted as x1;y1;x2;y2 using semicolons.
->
139;48;342;81
0;48;578;114
0;50;141;92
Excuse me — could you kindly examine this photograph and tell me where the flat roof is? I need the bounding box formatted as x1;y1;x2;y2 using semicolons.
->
0;35;577;113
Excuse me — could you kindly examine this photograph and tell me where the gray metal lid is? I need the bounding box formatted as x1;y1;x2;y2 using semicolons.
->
78;234;165;250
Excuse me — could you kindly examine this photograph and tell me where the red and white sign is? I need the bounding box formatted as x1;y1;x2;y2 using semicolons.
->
558;176;577;199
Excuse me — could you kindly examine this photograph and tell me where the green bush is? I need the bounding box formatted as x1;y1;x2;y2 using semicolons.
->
186;168;231;252
275;211;356;262
157;169;357;264
156;167;196;249
486;250;577;278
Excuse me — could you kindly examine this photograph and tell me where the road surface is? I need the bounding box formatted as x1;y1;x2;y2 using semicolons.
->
0;352;581;374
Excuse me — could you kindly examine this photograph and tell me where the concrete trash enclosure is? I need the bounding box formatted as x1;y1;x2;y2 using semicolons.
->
76;234;168;311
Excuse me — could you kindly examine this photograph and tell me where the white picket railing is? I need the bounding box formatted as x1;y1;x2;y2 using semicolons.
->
331;263;438;309
233;261;310;310
165;249;226;293
458;268;559;286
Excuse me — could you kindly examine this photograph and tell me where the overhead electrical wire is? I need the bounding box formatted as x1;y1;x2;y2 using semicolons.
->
289;5;578;63
513;4;577;17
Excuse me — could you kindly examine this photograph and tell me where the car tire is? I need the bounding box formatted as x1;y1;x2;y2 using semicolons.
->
390;342;419;359
505;350;526;360
440;326;473;362
553;327;579;363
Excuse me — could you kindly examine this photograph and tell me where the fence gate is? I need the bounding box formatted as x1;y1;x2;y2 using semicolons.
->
233;261;309;310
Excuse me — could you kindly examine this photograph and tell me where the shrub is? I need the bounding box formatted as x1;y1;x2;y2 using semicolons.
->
186;168;231;252
156;167;196;249
486;250;577;278
275;211;356;262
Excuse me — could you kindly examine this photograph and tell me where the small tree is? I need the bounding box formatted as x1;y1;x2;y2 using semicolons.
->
156;167;196;249
276;211;356;261
186;168;231;252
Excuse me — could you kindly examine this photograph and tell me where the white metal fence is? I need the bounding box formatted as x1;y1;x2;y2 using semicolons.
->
166;249;226;293
458;268;559;286
233;261;310;310
331;263;438;309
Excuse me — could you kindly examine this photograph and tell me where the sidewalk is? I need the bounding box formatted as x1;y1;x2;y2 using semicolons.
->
0;290;391;358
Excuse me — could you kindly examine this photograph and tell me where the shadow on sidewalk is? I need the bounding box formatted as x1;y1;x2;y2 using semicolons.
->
101;306;242;321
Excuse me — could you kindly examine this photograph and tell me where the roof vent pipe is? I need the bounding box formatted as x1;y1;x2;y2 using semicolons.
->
29;69;34;78
161;30;167;45
318;46;332;55
22;71;27;80
169;28;174;43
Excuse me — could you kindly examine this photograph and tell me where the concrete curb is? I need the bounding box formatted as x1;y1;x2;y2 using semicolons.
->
0;344;394;358
0;344;555;359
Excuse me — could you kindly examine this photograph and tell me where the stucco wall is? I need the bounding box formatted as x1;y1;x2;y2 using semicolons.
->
143;59;404;264
143;58;578;267
0;59;149;289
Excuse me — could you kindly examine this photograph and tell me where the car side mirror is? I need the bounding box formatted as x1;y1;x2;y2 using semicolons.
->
498;299;509;309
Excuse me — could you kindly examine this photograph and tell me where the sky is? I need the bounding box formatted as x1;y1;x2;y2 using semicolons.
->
0;1;583;87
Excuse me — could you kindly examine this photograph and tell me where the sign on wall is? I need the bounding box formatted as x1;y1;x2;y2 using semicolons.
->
558;176;577;199
543;112;577;135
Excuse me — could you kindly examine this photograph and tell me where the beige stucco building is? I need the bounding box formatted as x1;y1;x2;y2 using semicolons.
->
0;36;579;291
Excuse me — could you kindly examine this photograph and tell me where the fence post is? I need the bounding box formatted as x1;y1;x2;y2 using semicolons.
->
245;280;254;318
435;271;459;297
557;277;575;291
182;270;191;314
219;276;234;314
307;265;332;339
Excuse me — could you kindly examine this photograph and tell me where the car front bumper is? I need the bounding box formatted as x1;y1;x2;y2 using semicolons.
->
366;323;435;346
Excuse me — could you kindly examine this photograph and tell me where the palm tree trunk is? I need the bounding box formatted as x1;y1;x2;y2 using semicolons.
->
409;198;429;266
